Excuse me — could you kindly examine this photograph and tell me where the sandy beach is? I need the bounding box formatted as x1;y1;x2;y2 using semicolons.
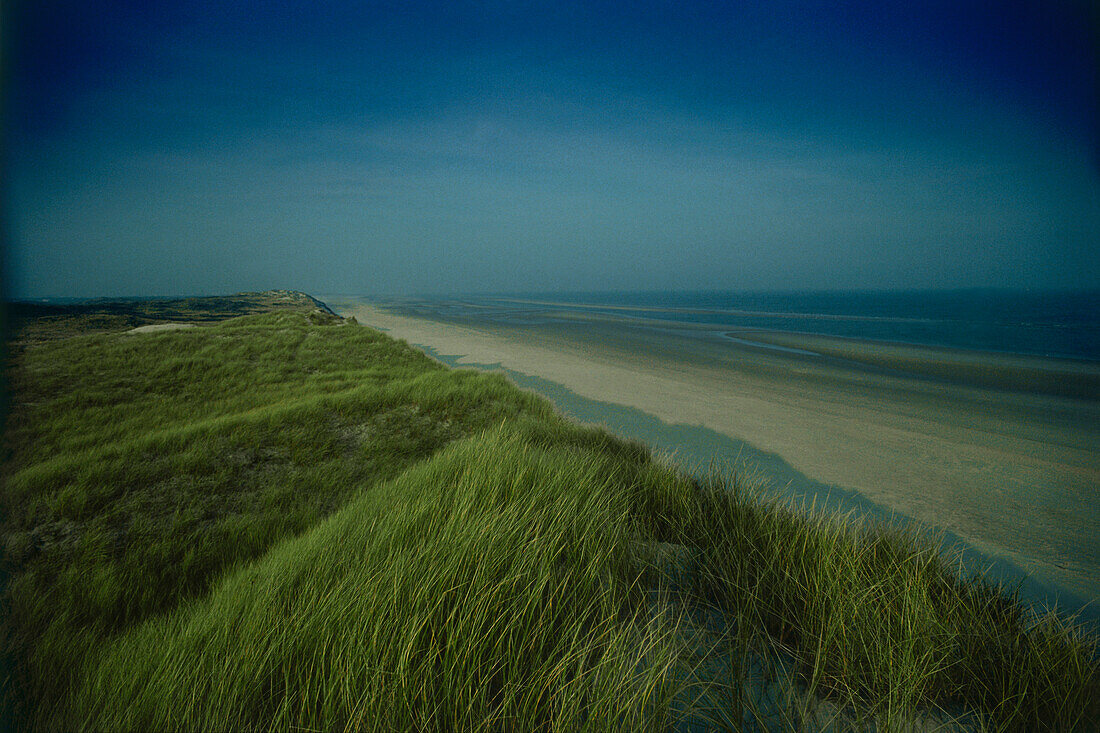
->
334;298;1100;609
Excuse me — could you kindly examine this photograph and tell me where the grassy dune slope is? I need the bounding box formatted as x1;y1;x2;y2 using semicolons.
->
2;297;1097;731
2;304;553;728
5;289;335;344
76;426;685;732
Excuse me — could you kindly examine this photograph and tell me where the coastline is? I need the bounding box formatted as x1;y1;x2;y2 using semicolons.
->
332;297;1100;611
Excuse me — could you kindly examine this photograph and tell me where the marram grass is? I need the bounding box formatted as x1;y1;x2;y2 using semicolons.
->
2;308;1097;731
678;478;1100;731
74;428;684;732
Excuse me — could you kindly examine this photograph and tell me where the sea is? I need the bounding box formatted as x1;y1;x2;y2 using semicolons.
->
476;288;1100;362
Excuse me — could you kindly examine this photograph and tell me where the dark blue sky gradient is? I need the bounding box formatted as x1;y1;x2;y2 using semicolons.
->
6;0;1098;297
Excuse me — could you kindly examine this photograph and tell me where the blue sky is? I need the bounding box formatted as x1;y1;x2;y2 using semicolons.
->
5;0;1098;297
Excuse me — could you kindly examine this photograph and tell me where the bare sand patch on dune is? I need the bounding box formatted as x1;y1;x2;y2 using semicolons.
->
338;301;1100;606
126;323;196;334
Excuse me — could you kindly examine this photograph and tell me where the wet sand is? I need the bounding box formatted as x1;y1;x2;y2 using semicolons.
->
333;298;1100;608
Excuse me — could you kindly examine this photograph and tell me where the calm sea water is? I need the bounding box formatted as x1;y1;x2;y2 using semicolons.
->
496;289;1100;362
